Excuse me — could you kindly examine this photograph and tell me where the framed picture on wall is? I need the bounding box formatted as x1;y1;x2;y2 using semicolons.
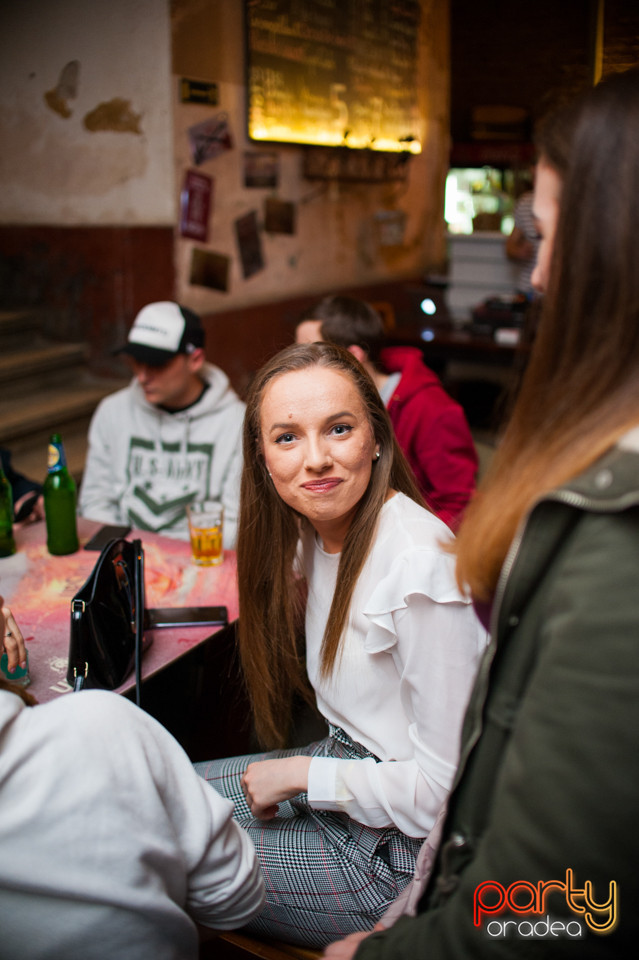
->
179;170;213;242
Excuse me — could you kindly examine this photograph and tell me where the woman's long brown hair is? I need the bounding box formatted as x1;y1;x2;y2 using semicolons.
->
455;68;639;601
237;342;424;748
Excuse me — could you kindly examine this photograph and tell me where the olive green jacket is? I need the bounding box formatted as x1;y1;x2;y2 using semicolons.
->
357;429;639;957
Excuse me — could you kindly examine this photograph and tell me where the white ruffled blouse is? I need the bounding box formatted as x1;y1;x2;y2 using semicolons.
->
301;492;488;839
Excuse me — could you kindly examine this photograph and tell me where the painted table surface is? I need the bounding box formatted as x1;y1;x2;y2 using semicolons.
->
0;518;238;704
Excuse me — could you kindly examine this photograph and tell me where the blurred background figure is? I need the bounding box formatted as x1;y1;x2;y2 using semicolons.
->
0;447;44;526
505;170;540;299
296;295;478;529
79;302;245;546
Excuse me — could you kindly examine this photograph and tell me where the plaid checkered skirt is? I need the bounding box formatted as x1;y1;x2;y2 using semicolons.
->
194;726;424;947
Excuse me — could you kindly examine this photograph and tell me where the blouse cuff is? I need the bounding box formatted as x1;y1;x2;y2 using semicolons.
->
307;756;340;809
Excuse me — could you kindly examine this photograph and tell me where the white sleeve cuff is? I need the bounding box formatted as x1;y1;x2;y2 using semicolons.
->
307;756;340;809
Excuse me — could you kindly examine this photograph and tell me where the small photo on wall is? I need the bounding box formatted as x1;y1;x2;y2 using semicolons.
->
374;210;407;247
264;197;296;235
179;170;213;242
244;151;280;188
189;248;230;292
188;111;233;166
235;210;264;279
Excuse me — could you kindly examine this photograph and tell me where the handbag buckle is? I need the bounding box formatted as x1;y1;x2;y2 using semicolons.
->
72;661;88;692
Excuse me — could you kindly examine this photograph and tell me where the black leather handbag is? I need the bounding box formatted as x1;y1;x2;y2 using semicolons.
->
67;538;150;705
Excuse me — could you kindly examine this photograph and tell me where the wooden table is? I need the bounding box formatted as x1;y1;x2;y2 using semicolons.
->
0;517;239;706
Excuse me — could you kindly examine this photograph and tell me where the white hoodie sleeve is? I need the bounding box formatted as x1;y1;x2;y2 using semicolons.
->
79;397;125;524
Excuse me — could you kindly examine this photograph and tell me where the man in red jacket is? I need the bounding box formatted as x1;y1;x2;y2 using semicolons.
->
296;296;478;530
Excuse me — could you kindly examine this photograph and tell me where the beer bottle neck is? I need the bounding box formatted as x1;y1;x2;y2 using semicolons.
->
47;441;68;473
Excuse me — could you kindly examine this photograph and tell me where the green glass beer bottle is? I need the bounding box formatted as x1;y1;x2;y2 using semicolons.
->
44;433;79;555
0;461;17;557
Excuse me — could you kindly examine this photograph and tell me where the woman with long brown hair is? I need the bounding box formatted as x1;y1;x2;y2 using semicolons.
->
195;342;487;947
325;67;639;960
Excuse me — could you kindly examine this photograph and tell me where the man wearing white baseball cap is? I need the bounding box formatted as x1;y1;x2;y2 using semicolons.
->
79;302;245;546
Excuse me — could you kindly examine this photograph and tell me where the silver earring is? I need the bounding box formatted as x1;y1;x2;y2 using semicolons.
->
375;451;380;460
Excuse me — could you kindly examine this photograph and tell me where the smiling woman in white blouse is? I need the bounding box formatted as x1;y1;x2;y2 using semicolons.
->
194;342;488;948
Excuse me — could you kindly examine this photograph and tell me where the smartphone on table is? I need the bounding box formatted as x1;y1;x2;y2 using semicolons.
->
145;606;228;629
84;525;132;551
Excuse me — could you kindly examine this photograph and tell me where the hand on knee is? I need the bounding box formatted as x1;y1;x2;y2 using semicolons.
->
241;756;311;819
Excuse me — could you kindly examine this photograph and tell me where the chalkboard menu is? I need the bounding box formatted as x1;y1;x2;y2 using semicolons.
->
246;0;422;154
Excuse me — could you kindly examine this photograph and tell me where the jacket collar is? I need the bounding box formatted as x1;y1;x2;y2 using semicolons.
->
556;427;639;507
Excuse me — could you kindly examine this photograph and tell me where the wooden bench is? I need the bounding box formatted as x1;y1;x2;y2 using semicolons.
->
201;930;321;959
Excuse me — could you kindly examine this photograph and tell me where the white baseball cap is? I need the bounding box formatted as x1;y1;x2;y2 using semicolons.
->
115;302;205;366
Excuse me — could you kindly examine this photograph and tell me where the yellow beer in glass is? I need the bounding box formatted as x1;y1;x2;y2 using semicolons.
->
186;500;224;566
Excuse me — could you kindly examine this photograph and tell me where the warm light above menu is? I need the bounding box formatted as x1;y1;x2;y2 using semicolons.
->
246;0;423;155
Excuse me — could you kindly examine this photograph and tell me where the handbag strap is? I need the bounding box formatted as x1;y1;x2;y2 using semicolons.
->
71;651;88;692
70;598;88;691
133;539;145;707
115;539;145;707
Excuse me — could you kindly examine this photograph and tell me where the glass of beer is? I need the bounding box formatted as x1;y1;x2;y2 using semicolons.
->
186;500;224;566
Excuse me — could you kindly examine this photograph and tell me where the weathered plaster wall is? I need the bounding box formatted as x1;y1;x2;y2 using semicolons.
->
0;0;449;380
171;0;451;313
0;0;174;225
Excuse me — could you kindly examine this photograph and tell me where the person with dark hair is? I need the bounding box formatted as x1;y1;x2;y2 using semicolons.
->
323;68;639;960
296;295;478;530
0;597;265;959
79;302;245;545
194;342;487;947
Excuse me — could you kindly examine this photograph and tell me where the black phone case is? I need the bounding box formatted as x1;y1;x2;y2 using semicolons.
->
144;606;228;629
84;525;133;551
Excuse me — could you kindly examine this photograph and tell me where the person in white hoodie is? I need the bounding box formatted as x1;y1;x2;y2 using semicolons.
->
79;302;245;546
0;597;265;960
